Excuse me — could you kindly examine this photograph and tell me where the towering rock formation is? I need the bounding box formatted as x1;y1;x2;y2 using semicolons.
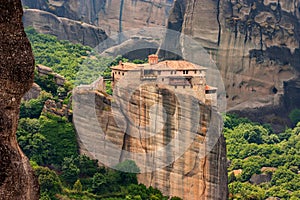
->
73;71;228;199
162;0;300;130
23;9;108;48
0;0;39;199
21;0;106;24
21;0;173;35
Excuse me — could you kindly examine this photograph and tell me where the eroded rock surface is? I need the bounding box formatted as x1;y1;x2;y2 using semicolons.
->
23;83;42;101
21;0;174;34
0;0;39;199
73;83;228;199
23;9;108;48
162;0;300;130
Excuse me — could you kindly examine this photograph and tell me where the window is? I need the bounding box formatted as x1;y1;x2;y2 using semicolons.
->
183;70;189;74
162;78;164;81
122;73;124;76
174;71;177;74
175;86;177;89
194;70;197;74
144;69;154;75
158;71;161;75
118;71;120;74
183;85;185;89
171;71;173;75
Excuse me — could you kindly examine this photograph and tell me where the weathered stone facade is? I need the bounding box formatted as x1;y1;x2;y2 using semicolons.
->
162;0;300;131
73;77;227;199
111;55;217;106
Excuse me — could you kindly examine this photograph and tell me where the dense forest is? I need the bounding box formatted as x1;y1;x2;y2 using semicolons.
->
225;114;300;199
20;28;300;199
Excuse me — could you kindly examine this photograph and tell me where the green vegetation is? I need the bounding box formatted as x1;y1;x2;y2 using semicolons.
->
26;27;91;82
18;108;177;199
289;108;300;126
20;91;52;119
26;27;132;95
17;113;78;167
225;114;300;200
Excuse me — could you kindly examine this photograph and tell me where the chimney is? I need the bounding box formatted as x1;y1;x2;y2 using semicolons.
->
148;54;158;65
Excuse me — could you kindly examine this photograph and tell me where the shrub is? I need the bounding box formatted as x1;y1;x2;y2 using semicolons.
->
289;108;300;125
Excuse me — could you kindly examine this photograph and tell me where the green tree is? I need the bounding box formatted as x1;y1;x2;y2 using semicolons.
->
34;72;58;96
20;91;52;118
115;160;140;185
73;179;83;192
17;118;50;165
289;108;300;125
92;172;109;194
61;156;80;185
34;166;62;198
76;155;99;178
39;113;78;166
271;167;295;186
240;161;261;182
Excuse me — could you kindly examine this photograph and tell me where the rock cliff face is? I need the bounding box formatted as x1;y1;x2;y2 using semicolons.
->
23;9;107;48
163;0;300;130
73;83;228;199
21;0;173;34
0;0;39;199
22;0;106;24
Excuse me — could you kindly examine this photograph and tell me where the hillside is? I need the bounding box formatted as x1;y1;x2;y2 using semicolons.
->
224;114;300;199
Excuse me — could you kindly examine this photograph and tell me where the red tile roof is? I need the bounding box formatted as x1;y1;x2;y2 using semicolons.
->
110;60;206;71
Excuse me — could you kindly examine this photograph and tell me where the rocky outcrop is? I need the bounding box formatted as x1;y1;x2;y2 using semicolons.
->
100;35;160;60
73;80;228;199
43;99;72;118
22;0;106;24
23;83;42;101
162;0;300;130
23;9;108;48
36;64;66;86
22;0;48;10
250;173;272;185
21;0;174;34
0;0;39;199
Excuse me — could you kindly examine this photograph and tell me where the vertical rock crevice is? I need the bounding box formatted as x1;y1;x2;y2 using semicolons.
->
217;0;221;46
